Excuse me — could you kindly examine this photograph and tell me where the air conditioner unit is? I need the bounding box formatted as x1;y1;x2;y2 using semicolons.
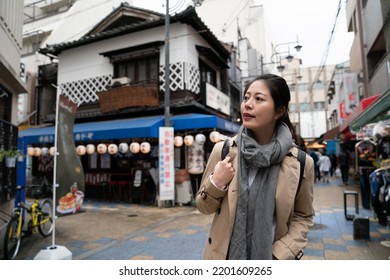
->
110;77;131;87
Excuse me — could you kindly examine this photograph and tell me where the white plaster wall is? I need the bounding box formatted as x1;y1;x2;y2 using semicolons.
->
58;22;212;84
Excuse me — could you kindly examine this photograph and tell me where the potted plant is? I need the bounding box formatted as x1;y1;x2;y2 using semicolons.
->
2;149;23;168
0;149;5;163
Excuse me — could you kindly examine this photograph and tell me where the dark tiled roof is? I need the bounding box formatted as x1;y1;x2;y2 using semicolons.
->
39;6;229;59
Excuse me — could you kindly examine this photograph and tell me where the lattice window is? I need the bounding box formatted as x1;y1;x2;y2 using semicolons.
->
187;63;200;94
159;62;183;92
60;74;112;106
159;62;200;94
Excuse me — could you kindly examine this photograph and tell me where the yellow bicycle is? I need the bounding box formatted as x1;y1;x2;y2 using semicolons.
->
3;185;53;260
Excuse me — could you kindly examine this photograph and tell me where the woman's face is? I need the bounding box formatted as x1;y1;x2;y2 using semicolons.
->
240;80;281;133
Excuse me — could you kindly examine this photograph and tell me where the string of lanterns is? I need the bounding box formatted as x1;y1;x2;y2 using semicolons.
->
26;132;230;157
174;132;229;147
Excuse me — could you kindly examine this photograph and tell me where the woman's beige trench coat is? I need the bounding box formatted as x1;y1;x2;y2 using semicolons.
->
196;136;315;260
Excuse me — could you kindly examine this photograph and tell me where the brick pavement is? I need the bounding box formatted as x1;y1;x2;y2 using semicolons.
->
11;176;390;260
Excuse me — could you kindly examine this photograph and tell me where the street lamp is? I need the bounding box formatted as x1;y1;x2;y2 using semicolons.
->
164;0;203;127
270;38;302;73
193;0;203;6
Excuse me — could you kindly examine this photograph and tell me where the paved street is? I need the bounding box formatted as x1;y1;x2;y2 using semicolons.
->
12;175;390;260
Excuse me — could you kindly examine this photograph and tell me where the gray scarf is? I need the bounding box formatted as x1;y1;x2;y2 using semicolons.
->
228;123;293;260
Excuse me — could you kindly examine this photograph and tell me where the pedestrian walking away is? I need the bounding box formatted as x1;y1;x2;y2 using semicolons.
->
309;149;320;183
338;146;351;185
196;74;314;260
328;150;338;177
318;151;332;183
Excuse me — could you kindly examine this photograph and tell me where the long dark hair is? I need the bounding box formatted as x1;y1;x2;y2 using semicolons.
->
243;74;297;143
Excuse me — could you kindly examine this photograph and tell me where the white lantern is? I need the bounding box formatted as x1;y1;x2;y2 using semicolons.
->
33;147;42;157
49;147;56;156
130;142;140;153
27;147;35;157
174;136;183;147
86;144;95;154
140;142;151;154
76;145;86;156
195;133;206;145
118;142;129;154
187;141;205;174
108;144;118;155
41;147;49;156
97;143;107;154
209;131;220;143
184;135;194;146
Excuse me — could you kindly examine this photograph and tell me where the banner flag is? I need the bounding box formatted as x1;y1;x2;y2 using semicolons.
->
56;94;85;215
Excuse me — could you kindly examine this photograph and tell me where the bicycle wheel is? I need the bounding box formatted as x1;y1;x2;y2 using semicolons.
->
38;198;53;237
3;212;22;260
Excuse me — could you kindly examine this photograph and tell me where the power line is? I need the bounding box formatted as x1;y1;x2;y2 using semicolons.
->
213;0;251;37
308;0;342;93
298;0;343;114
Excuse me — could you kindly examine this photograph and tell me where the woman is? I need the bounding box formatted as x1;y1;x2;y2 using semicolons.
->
196;74;314;260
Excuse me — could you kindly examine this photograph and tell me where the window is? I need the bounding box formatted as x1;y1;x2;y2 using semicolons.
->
314;101;325;110
300;103;310;111
289;103;297;112
114;55;158;84
199;59;216;87
101;42;163;84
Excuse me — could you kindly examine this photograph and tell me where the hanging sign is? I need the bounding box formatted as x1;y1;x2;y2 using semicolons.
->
159;127;175;201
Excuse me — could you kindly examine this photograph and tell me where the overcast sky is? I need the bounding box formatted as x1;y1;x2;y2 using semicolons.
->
133;0;353;68
259;0;353;67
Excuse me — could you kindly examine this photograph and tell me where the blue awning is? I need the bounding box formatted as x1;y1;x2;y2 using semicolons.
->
171;113;239;133
19;115;164;144
18;113;239;144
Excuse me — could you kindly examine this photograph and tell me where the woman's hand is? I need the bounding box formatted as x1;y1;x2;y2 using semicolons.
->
212;156;235;190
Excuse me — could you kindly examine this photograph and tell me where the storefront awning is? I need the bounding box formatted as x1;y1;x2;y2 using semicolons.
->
349;89;390;133
339;94;380;133
19;115;165;144
321;125;340;141
171;113;240;133
19;113;240;145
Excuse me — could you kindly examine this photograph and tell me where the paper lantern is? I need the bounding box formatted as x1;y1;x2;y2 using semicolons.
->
187;141;205;174
97;143;107;154
174;136;183;147
108;144;118;155
49;147;56;156
41;147;49;156
76;145;86;156
33;147;42;157
27;147;35;157
195;133;206;145
86;144;95;154
184;135;194;146
209;131;220;143
140;142;151;154
130;142;140;153
118;142;129;154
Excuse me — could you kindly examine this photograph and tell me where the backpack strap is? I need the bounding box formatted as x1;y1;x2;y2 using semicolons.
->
221;139;230;160
297;149;306;191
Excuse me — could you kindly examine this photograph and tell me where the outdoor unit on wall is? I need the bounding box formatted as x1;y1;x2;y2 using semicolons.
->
110;77;131;87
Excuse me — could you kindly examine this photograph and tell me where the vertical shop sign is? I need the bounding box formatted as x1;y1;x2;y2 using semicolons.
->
159;127;175;201
343;72;359;114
